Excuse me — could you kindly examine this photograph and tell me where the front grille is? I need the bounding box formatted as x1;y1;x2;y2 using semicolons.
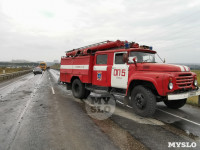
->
176;73;193;88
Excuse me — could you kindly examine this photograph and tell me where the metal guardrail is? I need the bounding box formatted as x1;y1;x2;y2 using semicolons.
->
0;70;32;82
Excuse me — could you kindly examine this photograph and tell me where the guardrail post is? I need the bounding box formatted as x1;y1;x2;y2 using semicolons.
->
198;95;200;107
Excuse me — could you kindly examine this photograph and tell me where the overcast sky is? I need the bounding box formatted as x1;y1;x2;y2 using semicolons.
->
0;0;200;63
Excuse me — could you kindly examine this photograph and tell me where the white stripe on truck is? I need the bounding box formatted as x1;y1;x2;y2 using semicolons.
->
175;65;188;72
60;65;89;70
93;66;107;71
184;66;189;71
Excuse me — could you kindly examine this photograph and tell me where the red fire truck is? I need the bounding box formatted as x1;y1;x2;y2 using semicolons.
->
60;40;200;117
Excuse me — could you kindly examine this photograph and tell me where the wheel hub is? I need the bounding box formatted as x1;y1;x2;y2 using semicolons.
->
135;93;145;109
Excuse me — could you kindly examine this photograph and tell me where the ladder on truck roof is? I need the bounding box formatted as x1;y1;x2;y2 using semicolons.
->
65;40;125;57
66;40;110;53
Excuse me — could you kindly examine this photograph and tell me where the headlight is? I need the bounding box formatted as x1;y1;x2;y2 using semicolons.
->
168;82;173;90
194;79;198;86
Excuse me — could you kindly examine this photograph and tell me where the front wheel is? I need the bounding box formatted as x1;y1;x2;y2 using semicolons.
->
131;85;156;117
164;99;186;109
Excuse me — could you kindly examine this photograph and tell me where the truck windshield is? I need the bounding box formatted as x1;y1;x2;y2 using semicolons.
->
40;64;45;66
130;52;156;63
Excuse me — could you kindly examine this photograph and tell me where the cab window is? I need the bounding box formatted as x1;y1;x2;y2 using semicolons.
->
115;53;125;64
96;54;107;64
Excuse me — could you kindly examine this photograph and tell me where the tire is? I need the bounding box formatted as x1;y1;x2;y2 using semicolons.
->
72;79;85;99
131;85;156;117
164;99;186;109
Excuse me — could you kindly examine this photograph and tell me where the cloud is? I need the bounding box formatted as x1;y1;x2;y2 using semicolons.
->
0;0;200;63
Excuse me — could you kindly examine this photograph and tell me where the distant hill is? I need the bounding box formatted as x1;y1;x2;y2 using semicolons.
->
0;62;39;68
0;61;57;68
11;59;30;63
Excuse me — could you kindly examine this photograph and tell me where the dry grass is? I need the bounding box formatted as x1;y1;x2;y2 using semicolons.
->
187;96;199;106
191;70;200;85
0;67;29;74
50;64;60;70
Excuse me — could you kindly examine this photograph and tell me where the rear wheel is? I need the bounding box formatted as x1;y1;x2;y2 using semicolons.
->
131;85;156;117
164;99;186;109
72;79;85;99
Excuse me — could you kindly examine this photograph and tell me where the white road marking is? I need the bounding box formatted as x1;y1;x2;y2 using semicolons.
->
7;98;32;150
157;109;200;126
117;100;200;126
51;87;55;95
115;100;164;125
127;105;132;108
7;76;42;150
116;100;133;108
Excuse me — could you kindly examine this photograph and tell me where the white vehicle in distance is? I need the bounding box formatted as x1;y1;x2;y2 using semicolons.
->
33;67;42;75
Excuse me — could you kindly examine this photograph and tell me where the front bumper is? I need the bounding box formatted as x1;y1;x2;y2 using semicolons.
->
168;88;200;100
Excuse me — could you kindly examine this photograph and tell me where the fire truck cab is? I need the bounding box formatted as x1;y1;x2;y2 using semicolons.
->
60;40;200;117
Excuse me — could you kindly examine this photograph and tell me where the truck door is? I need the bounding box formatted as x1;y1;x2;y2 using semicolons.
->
111;52;129;89
92;54;108;86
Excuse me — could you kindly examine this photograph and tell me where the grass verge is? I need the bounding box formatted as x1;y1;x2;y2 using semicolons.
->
187;70;200;106
50;64;60;70
0;67;29;74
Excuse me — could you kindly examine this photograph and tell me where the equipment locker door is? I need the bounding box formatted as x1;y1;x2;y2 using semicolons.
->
111;52;129;89
92;54;108;86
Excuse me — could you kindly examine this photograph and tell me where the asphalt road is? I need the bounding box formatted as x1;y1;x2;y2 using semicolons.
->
0;69;200;150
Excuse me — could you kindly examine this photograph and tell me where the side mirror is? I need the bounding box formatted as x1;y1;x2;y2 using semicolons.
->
133;57;137;63
128;57;137;67
128;56;137;63
132;57;137;67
